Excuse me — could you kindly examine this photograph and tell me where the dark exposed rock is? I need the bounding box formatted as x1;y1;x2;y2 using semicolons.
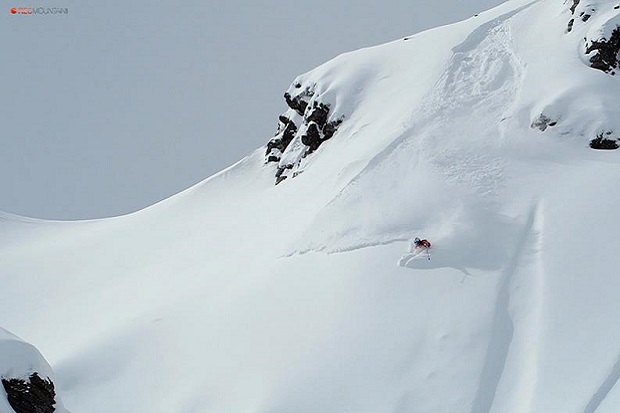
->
306;102;330;126
266;117;298;162
2;373;56;413
567;1;595;31
300;102;344;155
586;27;620;73
590;132;619;149
275;165;293;185
323;118;343;140
284;92;308;116
284;88;314;116
531;114;558;131
301;122;322;152
266;82;344;184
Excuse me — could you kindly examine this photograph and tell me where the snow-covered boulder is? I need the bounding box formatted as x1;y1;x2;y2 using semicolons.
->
0;328;68;413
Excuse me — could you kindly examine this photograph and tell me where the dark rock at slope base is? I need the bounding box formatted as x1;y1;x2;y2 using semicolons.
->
2;373;57;413
590;132;620;149
586;27;620;73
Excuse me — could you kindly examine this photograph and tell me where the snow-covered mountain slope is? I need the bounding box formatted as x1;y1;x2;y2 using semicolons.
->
2;0;620;412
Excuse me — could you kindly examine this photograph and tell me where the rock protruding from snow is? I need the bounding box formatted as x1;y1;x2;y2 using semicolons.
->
2;373;56;413
586;26;620;73
567;0;594;32
590;131;620;149
567;0;620;73
0;328;68;413
265;83;343;184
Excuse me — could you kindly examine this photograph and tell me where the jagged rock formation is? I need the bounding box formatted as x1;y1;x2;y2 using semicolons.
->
567;0;620;74
590;131;620;149
0;327;67;413
265;84;343;184
567;0;595;32
586;27;620;73
2;373;56;413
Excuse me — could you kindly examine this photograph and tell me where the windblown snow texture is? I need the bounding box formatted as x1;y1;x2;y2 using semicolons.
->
2;1;620;413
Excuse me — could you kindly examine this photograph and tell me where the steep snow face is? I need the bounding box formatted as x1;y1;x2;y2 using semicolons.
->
2;1;620;413
264;0;620;187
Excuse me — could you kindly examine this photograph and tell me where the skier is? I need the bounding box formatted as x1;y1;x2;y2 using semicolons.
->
412;237;431;250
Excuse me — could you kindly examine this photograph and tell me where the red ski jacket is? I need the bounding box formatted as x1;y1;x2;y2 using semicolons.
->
416;239;431;248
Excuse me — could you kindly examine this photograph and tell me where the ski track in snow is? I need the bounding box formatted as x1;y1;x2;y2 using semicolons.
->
470;203;544;413
582;353;620;413
512;204;545;413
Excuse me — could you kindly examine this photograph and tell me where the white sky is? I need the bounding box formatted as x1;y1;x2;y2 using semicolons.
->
1;0;504;219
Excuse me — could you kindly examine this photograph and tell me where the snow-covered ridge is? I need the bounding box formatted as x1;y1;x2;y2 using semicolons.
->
263;0;620;183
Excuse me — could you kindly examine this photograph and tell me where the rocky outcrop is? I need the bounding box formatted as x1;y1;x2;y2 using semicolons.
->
567;0;595;32
590;131;620;149
566;1;620;74
266;115;297;163
265;83;343;184
0;327;67;413
2;373;56;413
585;27;620;73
